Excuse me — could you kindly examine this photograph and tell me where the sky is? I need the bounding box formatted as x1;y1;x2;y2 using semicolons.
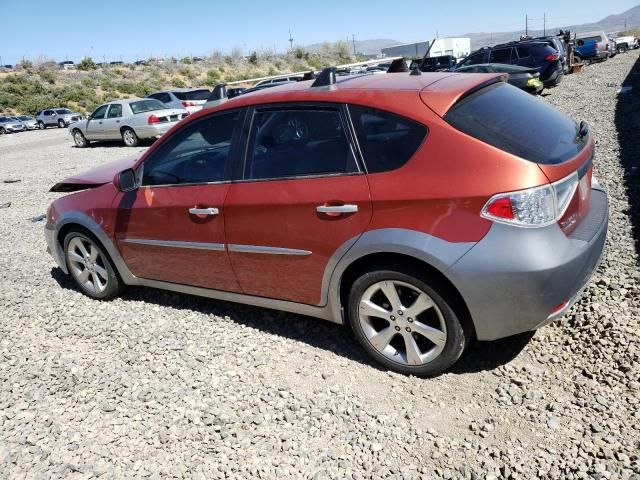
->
0;0;638;64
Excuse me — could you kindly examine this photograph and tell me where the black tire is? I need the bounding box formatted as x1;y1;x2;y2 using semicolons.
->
348;268;469;377
72;129;88;148
584;57;592;66
38;121;46;129
63;231;123;300
0;127;5;135
618;46;627;54
58;119;65;128
121;127;139;147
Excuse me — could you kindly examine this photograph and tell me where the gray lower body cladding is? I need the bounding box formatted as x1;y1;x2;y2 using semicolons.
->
449;187;609;341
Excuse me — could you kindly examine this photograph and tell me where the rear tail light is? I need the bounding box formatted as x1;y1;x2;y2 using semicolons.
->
148;115;159;124
181;101;196;107
481;172;579;227
545;53;559;61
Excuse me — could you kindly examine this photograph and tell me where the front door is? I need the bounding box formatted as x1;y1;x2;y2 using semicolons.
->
224;104;372;305
113;108;245;291
85;104;109;140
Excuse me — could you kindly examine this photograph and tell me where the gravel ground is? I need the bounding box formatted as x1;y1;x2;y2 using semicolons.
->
1;53;639;480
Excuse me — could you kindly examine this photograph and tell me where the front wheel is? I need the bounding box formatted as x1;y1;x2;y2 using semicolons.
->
58;119;65;128
122;128;139;147
348;269;468;376
38;121;46;129
64;231;123;300
73;129;88;148
618;46;627;54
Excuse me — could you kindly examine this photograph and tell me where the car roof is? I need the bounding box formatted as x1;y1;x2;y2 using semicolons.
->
199;71;504;119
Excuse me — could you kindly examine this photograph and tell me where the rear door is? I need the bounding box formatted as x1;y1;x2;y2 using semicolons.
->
224;103;372;305
490;47;514;64
101;103;123;139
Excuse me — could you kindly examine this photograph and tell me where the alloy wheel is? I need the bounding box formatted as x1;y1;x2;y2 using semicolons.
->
67;236;109;294
358;280;447;366
74;131;86;147
123;129;136;146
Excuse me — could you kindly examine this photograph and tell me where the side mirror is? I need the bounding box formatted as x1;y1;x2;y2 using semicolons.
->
51;112;57;116
87;114;92;120
117;169;138;192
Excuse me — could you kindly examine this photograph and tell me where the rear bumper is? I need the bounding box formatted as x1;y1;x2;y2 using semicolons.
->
449;186;608;341
135;122;177;139
541;67;563;87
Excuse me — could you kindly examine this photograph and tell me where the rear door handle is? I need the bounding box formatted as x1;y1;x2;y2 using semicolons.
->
316;204;358;214
189;207;219;216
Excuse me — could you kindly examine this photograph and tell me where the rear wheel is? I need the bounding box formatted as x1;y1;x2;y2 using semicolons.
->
58;119;65;128
73;129;88;148
618;46;627;54
0;127;5;135
348;269;468;376
122;128;139;147
63;231;123;300
38;121;46;129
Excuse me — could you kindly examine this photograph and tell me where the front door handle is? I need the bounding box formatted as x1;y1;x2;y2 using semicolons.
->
189;207;219;216
316;204;358;214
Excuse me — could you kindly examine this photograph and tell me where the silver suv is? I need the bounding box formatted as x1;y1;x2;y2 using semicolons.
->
35;108;82;129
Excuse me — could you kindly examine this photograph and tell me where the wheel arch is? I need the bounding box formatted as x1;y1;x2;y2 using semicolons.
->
53;212;138;285
336;251;475;338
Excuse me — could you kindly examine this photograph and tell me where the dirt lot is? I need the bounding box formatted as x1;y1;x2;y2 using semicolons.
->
0;53;639;480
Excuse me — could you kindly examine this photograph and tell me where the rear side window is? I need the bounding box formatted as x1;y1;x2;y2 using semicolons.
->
444;82;586;165
245;107;357;180
173;89;210;101
490;48;512;63
349;105;427;173
516;47;531;58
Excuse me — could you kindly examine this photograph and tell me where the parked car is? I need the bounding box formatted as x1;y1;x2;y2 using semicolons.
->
456;41;564;87
68;99;188;148
575;38;600;65
574;31;610;60
614;35;639;51
45;71;608;376
15;115;39;130
410;55;458;72
254;75;303;87
535;35;569;74
147;89;211;113
0;116;26;134
36;108;83;129
455;64;543;94
204;81;296;108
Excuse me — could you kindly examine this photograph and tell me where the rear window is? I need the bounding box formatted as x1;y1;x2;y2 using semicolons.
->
130;99;166;114
56;109;72;114
444;82;586;165
349;105;428;173
173;89;210;101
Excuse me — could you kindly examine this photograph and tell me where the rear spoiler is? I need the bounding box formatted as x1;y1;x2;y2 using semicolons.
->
456;75;508;103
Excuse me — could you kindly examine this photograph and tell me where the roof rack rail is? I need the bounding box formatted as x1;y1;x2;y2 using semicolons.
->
311;67;337;88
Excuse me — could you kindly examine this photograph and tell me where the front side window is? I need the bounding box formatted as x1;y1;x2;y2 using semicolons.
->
244;107;357;180
141;110;240;186
91;105;108;119
107;104;122;118
348;105;427;173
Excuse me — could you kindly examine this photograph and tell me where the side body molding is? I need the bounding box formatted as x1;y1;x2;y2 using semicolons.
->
322;228;477;323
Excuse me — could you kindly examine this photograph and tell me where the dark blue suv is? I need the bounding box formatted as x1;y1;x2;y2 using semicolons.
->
455;41;564;87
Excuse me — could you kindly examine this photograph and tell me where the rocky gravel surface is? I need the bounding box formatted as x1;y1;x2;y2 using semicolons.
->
1;53;639;480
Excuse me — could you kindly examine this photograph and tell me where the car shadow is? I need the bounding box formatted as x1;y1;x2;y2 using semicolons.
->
50;267;532;376
615;54;640;258
71;138;156;149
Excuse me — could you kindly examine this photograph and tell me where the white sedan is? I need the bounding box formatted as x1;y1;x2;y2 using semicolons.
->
68;99;189;147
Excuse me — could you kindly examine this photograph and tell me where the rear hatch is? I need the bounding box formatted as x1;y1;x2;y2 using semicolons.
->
173;89;210;109
434;80;593;235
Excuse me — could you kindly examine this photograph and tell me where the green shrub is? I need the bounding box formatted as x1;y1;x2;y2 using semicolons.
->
116;81;136;94
77;57;97;71
248;51;258;65
171;77;186;88
81;76;96;88
38;70;56;84
181;57;192;64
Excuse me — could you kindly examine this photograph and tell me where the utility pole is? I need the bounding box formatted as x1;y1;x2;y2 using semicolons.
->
525;14;528;36
352;34;356;56
624;19;627;32
544;12;546;36
288;29;294;50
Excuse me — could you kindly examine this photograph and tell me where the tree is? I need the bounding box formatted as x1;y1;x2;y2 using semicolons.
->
77;57;97;71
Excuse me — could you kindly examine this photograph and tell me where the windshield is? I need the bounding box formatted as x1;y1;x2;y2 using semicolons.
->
130;99;166;114
56;109;72;114
173;89;210;101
